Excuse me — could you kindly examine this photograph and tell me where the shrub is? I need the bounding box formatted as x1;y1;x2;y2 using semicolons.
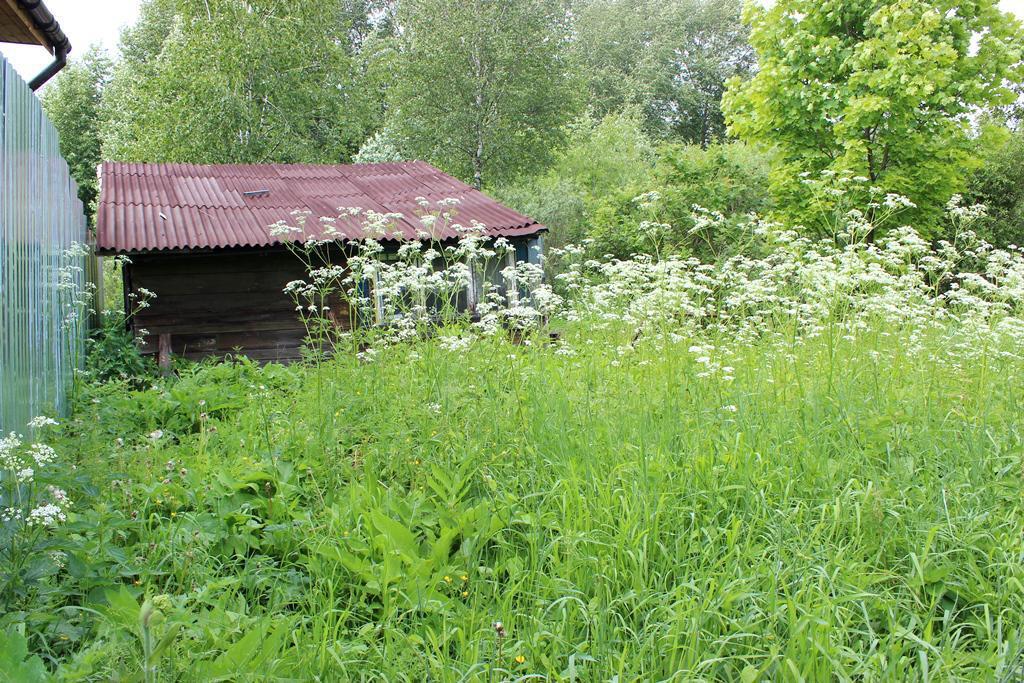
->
496;113;771;260
84;311;155;385
964;127;1024;247
493;111;656;248
492;177;590;248
582;141;771;259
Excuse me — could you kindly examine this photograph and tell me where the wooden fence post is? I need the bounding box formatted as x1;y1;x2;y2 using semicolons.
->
158;333;172;374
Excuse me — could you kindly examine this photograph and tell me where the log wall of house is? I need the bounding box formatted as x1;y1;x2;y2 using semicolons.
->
124;235;544;364
126;248;342;362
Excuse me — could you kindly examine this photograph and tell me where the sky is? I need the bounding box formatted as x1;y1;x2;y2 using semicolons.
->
0;0;1023;85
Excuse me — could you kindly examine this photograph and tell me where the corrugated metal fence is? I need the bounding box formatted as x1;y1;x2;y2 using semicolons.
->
0;51;89;433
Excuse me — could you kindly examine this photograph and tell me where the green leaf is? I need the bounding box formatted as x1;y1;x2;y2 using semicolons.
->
148;623;182;662
99;586;142;634
195;621;289;680
0;629;50;683
369;510;419;560
740;665;760;683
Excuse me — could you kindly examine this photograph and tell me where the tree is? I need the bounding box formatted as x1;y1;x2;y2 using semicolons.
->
493;110;657;247
342;0;398;52
101;0;378;164
997;80;1024;131
722;0;1024;234
41;45;113;219
389;0;580;188
647;0;755;146
569;0;656;122
354;128;404;163
571;0;754;145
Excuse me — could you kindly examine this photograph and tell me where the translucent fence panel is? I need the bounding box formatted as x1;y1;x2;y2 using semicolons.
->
0;52;88;433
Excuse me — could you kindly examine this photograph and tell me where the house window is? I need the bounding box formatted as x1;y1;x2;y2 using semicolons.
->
515;240;530;264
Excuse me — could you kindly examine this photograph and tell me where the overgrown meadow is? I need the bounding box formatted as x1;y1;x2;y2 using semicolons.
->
3;197;1024;681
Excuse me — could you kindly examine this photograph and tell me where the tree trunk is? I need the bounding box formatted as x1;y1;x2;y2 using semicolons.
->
473;139;483;190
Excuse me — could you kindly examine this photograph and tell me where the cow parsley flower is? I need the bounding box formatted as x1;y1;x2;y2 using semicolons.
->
26;503;66;527
28;443;57;466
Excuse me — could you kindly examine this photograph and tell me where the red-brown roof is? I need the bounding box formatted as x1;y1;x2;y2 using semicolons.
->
96;160;545;254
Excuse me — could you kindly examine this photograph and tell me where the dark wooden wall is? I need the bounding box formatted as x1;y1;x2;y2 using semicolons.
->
126;248;347;363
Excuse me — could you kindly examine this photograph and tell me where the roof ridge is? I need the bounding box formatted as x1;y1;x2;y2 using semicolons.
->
101;160;434;172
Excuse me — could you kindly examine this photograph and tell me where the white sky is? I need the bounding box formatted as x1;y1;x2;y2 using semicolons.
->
0;0;1023;85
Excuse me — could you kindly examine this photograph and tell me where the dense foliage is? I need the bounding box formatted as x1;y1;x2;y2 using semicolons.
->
389;0;578;188
37;0;1024;246
495;113;771;259
722;0;1024;234
966;126;1024;247
100;0;378;163
40;47;112;216
570;0;754;145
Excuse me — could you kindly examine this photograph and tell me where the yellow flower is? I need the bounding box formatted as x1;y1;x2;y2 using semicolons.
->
444;575;452;583
461;590;469;597
460;574;468;582
515;655;525;664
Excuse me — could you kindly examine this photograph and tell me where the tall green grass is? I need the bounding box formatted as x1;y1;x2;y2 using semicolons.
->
51;312;1023;681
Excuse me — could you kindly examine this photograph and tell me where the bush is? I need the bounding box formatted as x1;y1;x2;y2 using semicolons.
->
493;111;656;248
496;112;771;259
492;177;591;248
84;311;154;385
553;110;657;198
656;141;771;218
583;141;771;259
964;127;1024;247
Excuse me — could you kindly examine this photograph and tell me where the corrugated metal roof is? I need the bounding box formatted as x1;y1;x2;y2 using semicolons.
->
96;160;546;254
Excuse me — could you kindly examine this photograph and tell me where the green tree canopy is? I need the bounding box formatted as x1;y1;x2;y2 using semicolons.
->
723;0;1024;234
41;45;113;218
388;0;580;188
572;0;754;145
101;0;378;164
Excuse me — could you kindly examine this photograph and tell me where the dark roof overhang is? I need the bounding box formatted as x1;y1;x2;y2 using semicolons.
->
0;0;71;90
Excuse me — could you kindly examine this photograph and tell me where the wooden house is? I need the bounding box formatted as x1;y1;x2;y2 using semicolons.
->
95;161;546;363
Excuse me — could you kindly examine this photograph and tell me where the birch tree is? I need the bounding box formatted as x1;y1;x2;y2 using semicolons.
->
572;0;754;146
389;0;579;188
101;0;377;164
